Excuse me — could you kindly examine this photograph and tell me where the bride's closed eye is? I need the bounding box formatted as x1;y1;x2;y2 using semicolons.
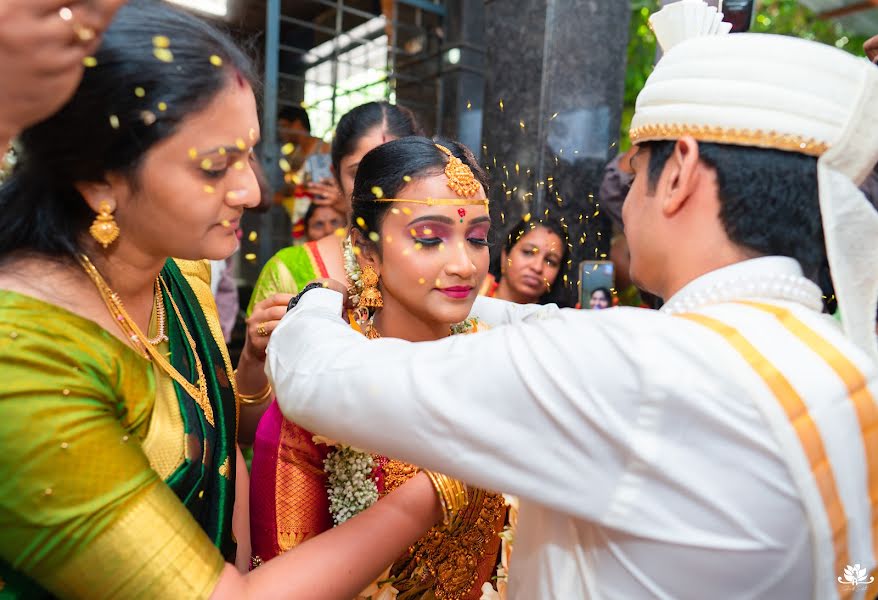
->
466;223;490;247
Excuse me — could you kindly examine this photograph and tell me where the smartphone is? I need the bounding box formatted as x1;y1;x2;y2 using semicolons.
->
579;260;615;309
721;0;755;33
304;153;333;183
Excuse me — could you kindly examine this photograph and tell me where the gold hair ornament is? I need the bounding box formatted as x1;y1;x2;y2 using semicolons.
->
370;197;489;208
435;144;481;198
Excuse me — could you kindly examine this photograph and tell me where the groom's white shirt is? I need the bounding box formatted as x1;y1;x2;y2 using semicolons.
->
267;256;877;600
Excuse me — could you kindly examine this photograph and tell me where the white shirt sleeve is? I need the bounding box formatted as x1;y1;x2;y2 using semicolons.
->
267;289;652;523
468;296;560;325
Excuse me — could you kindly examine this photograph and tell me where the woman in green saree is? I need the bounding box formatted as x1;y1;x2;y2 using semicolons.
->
0;2;464;598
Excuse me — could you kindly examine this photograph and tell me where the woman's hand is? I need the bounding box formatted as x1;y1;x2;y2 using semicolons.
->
310;278;348;297
0;0;126;143
304;278;354;315
865;34;878;64
307;178;346;213
236;293;292;445
243;293;294;360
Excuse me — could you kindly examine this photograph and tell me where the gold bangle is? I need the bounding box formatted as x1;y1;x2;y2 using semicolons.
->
423;470;469;527
238;382;272;405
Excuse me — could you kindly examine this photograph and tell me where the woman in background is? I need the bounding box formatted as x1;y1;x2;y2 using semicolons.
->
589;286;613;309
481;217;569;306
302;202;346;242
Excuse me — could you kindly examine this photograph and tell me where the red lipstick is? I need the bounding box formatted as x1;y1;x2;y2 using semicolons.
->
438;286;473;299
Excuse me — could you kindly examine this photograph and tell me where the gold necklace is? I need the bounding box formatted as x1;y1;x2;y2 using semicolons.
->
79;255;214;426
146;278;168;345
362;314;478;340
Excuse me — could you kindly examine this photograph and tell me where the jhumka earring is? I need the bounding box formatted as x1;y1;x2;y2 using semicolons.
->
364;315;380;340
359;265;383;309
89;201;120;248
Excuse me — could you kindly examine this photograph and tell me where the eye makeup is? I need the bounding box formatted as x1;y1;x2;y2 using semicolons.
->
408;219;491;247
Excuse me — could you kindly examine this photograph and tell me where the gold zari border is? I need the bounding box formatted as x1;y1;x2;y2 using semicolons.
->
50;482;224;599
629;124;830;157
676;311;851;598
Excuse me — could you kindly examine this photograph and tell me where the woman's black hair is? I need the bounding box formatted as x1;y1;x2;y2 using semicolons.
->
0;0;256;262
302;201;341;231
350;136;489;254
331;101;423;180
590;287;612;302
495;216;573;306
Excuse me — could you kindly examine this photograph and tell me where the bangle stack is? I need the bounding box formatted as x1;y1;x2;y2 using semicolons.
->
423;470;469;527
238;382;272;405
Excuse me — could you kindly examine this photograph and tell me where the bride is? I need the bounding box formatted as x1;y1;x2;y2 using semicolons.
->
251;136;508;599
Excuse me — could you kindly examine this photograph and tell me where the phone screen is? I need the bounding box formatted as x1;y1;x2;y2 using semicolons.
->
304;153;333;183
579;261;615;309
721;0;755;33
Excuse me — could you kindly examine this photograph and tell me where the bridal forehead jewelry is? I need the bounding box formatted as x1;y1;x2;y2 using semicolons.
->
369;143;488;208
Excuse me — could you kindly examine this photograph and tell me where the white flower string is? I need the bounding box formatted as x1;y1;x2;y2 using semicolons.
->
323;444;379;525
343;235;363;307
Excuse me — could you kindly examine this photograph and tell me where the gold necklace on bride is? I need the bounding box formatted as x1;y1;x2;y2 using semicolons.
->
79;254;214;426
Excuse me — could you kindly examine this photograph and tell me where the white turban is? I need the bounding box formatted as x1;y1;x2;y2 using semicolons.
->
631;9;878;362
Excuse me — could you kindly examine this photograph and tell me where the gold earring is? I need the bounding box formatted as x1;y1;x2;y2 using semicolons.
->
89;201;120;248
359;265;384;308
364;316;381;340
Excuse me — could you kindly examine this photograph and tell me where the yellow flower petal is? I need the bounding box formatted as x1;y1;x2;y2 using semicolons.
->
153;48;174;63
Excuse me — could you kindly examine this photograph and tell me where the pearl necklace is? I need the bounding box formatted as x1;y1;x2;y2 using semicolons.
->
661;273;824;315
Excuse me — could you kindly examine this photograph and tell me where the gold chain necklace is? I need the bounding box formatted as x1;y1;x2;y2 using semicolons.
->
146;278;168;345
79;255;214;426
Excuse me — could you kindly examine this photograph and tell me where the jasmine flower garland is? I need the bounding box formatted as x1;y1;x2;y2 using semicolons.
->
324;445;378;525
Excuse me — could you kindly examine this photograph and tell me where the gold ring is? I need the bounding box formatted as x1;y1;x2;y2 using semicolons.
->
256;322;269;337
60;7;96;44
73;23;96;43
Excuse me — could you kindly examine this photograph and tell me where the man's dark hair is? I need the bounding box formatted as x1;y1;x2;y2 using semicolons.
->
278;105;311;133
644;140;826;279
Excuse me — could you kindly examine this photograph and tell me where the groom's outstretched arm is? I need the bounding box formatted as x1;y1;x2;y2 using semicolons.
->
467;295;560;325
267;287;652;523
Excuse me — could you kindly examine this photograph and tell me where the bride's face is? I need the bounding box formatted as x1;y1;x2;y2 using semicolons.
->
369;173;491;327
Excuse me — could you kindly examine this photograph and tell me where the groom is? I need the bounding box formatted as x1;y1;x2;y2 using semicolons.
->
267;18;878;600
